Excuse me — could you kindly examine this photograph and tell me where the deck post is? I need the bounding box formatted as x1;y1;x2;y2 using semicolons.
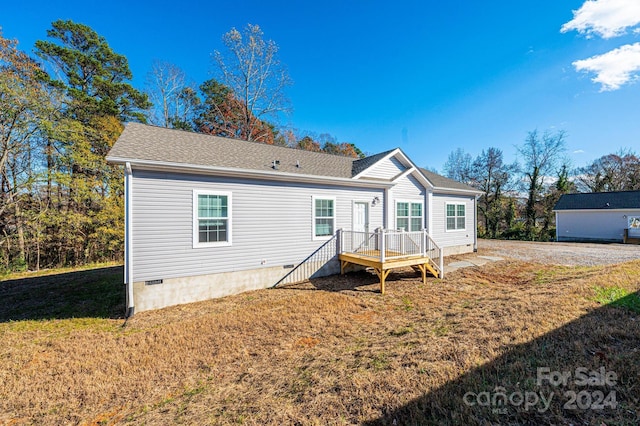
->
422;229;427;257
337;228;343;254
439;250;444;279
380;229;386;262
380;269;390;294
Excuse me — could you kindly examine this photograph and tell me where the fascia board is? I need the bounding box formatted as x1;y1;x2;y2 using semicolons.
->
108;157;395;189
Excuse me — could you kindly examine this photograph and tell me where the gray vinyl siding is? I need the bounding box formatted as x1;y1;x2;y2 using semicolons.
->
431;193;475;247
361;156;406;179
389;173;427;230
556;210;640;242
390;174;425;199
131;170;384;282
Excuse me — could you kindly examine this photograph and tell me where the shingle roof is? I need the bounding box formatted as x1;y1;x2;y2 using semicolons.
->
107;123;478;193
554;191;640;211
107;123;355;178
419;168;480;192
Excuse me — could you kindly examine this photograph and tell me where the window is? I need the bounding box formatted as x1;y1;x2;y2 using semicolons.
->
446;203;466;231
396;201;423;231
193;191;231;247
313;197;335;239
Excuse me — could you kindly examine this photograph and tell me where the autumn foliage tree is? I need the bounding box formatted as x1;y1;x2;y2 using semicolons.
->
0;32;59;270
469;148;517;238
2;20;149;270
444;147;516;238
194;23;366;156
195;78;276;143
213;24;291;143
443;131;571;241
296;136;321;152
194;79;364;156
539;163;575;240
321;141;362;158
0;21;363;273
576;151;640;192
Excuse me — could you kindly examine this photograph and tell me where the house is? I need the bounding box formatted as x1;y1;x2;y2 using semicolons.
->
554;191;640;243
106;123;481;314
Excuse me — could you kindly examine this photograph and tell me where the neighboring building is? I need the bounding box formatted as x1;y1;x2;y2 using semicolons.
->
107;123;481;314
554;191;640;243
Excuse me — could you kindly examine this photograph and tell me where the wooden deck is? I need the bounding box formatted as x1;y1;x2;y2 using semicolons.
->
339;250;441;294
623;229;640;244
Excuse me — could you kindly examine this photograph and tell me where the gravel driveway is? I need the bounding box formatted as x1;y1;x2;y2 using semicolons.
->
478;239;640;266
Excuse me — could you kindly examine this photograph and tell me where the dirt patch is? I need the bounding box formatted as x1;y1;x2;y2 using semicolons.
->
479;238;640;266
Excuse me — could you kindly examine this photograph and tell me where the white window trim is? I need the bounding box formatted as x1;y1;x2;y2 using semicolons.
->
395;199;424;232
312;196;336;241
445;202;466;232
193;190;232;248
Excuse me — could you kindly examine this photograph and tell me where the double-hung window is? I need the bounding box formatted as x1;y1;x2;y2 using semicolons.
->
313;197;335;239
396;201;423;231
446;203;466;231
194;191;231;247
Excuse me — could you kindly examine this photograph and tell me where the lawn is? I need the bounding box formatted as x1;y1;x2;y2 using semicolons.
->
1;260;639;425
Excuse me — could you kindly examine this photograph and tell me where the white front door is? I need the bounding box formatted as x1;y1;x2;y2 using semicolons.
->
353;202;369;233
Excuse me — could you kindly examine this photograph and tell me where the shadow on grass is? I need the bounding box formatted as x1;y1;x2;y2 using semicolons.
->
279;268;426;293
0;266;125;322
364;291;640;425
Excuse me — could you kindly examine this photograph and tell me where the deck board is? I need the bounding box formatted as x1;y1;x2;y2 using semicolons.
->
339;250;441;294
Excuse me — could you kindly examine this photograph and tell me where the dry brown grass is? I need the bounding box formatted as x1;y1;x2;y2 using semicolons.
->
1;260;639;425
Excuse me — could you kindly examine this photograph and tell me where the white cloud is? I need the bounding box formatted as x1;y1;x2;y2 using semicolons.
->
561;0;640;39
572;42;640;90
573;149;585;154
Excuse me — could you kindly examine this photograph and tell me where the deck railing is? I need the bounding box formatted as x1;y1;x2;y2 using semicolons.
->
339;228;444;276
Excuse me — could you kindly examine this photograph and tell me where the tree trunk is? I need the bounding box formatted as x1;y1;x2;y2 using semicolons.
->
15;202;26;267
46;137;54;201
36;232;40;271
525;168;539;240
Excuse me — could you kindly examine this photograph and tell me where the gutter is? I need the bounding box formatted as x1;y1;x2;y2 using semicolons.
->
106;156;481;195
106;157;396;189
432;187;484;196
124;162;134;317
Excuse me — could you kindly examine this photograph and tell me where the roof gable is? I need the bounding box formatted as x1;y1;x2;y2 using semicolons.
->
351;149;396;177
353;150;407;180
352;148;436;190
554;191;640;211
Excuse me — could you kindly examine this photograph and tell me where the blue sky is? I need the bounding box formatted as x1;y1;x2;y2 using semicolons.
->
2;0;640;172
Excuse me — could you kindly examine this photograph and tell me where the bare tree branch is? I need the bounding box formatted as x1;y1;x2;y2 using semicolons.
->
213;24;292;142
145;60;197;128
